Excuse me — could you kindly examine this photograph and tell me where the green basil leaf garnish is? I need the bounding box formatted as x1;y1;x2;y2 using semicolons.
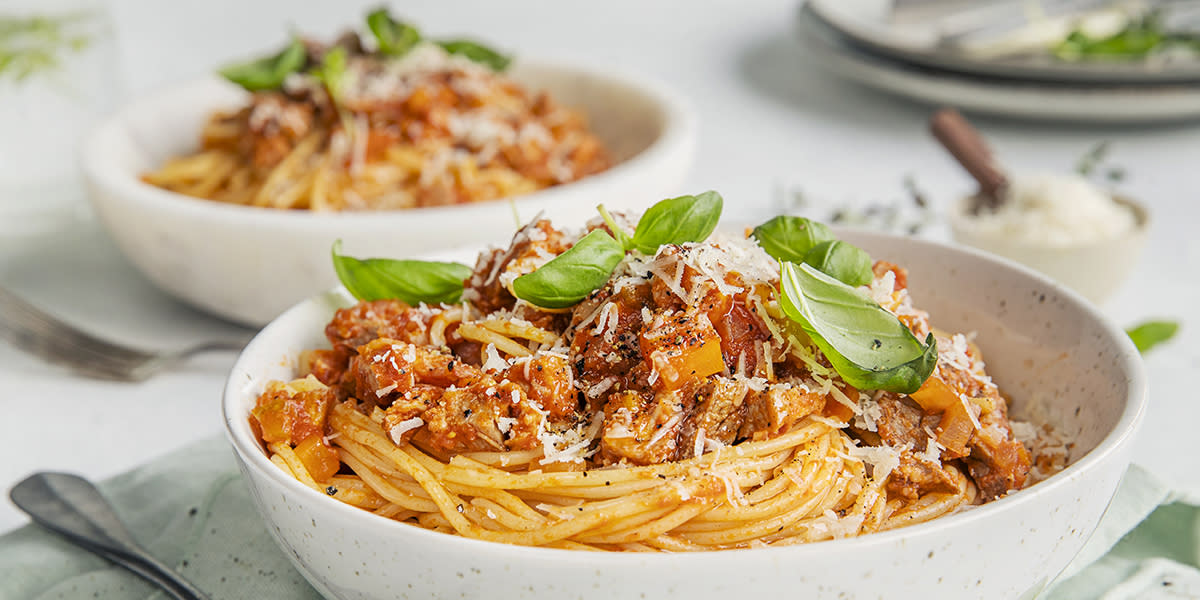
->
512;230;625;308
1126;320;1179;354
629;191;723;255
219;37;307;92
778;261;936;393
804;240;874;288
331;240;471;305
311;46;348;99
437;39;511;71
366;8;421;56
752;216;834;264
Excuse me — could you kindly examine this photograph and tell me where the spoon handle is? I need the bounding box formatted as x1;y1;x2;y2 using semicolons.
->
929;107;1008;211
9;472;210;600
95;547;211;600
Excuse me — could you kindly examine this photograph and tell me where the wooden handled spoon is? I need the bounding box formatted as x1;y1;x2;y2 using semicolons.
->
929;108;1009;213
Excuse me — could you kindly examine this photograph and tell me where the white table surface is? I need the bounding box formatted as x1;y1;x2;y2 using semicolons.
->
1;0;1197;534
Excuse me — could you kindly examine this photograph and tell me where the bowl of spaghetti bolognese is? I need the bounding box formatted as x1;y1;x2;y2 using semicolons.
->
82;21;694;326
222;202;1145;599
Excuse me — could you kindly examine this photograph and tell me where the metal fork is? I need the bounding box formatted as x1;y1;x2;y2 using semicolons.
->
0;286;253;382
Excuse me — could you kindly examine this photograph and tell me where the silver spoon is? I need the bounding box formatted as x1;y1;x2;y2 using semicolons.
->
9;472;210;600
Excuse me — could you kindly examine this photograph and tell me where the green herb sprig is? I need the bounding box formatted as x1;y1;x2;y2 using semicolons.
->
0;12;94;83
513;192;724;308
219;37;306;92
1126;320;1180;354
365;9;510;71
510;230;626;309
366;8;420;56
803;240;874;288
753;216;873;287
220;8;510;93
1054;11;1200;62
436;40;511;71
331;240;472;305
327;192;937;393
779;261;937;393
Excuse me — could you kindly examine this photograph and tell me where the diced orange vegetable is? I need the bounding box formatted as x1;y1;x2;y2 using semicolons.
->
293;434;340;483
910;374;958;413
936;398;976;458
823;397;856;423
641;312;726;391
250;377;333;445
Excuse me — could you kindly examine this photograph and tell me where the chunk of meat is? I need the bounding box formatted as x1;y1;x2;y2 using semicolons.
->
874;392;941;450
242;92;319;169
462;219;571;315
738;383;826;441
504;353;579;421
351;338;484;406
569;282;652;403
381;384;443;443
887;451;959;500
967;396;1032;500
357;339;558;455
598;390;689;465
873;391;964;498
325;299;433;356
678;376;749;452
640;311;726;392
301;348;347;387
251;376;334;446
413;385;508;454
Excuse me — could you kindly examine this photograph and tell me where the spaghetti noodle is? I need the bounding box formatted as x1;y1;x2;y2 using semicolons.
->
250;217;1038;551
144;31;610;211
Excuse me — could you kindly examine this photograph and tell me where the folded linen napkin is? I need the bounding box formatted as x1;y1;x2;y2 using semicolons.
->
0;437;1195;600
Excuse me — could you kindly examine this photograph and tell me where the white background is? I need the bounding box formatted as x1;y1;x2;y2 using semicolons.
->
0;0;1196;532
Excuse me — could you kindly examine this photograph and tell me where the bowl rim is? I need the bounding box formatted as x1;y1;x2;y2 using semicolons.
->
222;229;1147;563
80;56;697;229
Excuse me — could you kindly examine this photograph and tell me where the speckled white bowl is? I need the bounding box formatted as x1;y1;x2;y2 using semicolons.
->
947;195;1149;305
223;230;1146;600
82;61;696;326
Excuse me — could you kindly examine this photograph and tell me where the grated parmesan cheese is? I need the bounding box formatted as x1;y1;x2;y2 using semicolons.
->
389;417;425;444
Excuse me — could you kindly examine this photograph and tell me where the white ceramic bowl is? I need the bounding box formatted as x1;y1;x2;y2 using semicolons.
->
223;230;1146;600
82;61;696;326
947;195;1149;305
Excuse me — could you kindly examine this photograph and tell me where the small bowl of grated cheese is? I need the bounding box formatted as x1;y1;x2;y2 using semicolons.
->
947;173;1148;304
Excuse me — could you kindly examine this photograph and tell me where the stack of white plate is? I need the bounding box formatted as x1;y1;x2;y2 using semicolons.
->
798;0;1200;122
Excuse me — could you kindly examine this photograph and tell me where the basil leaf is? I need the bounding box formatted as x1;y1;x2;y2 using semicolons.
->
778;261;936;393
804;240;874;287
366;8;421;56
752;216;834;264
512;230;625;309
311;46;348;99
629;191;723;255
219;37;307;91
1126;320;1179;354
437;40;511;71
331;240;471;305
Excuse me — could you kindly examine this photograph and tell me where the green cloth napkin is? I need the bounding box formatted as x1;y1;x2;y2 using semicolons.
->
0;437;1195;600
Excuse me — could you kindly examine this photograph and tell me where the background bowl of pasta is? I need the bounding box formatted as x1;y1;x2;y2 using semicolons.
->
82;60;695;326
222;228;1145;600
